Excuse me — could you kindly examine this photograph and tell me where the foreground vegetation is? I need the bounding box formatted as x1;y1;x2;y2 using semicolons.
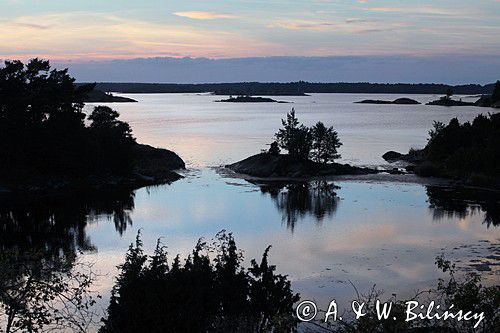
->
1;231;498;333
100;231;299;333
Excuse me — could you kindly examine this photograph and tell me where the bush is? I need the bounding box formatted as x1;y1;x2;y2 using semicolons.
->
100;231;299;333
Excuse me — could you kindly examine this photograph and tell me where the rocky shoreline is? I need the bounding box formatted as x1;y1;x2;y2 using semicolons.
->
225;153;402;179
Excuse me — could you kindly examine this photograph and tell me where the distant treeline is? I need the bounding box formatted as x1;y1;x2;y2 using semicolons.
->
81;81;497;95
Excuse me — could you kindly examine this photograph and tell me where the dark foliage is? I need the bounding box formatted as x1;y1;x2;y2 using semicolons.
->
0;59;135;178
415;113;500;183
275;109;342;163
492;80;500;104
434;256;500;332
275;109;312;160
311;122;342;163
88;106;135;173
268;141;281;155
100;231;299;333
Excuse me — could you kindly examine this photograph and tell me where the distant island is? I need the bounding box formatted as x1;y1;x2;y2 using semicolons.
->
80;82;497;96
355;97;420;105
216;96;289;103
0;59;183;193
83;88;137;103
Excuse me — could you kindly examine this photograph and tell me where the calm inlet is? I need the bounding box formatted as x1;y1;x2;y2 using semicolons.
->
3;93;499;321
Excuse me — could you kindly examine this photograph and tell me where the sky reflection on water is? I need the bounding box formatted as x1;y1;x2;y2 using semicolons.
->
70;169;499;308
2;93;498;318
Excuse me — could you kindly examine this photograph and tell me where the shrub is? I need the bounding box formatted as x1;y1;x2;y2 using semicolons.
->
100;231;299;333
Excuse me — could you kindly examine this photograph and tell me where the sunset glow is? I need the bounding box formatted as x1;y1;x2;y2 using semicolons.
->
1;0;499;61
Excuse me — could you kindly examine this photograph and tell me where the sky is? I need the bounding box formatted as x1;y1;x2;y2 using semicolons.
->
1;0;499;82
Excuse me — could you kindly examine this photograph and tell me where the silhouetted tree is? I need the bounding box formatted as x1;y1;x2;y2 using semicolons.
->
0;59;137;178
275;109;312;160
445;88;453;99
88;106;135;173
268;141;280;155
311;121;342;163
427;120;445;143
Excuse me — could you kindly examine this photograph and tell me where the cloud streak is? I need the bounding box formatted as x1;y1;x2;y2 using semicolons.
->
363;5;480;17
268;18;408;34
268;19;335;31
174;11;238;20
0;12;279;60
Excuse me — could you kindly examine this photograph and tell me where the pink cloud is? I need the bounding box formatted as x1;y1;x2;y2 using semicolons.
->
174;11;238;20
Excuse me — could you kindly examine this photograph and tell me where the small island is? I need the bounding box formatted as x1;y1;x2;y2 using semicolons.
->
216;95;289;103
226;109;394;179
83;88;137;103
227;153;376;178
427;83;500;108
355;97;420;105
0;59;183;193
426;98;475;107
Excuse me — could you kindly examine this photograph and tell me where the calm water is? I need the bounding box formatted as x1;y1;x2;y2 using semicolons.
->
90;93;488;168
2;94;499;323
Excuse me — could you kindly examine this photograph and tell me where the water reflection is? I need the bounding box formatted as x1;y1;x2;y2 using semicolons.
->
255;181;340;232
426;186;500;227
0;189;135;261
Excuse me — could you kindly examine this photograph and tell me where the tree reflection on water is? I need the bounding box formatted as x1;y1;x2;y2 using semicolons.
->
256;180;340;232
426;186;500;228
0;189;134;332
0;189;135;262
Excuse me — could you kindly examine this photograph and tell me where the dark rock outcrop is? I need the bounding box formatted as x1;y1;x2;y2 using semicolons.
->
132;143;185;177
382;150;424;164
0;144;185;194
355;97;420;105
226;153;377;178
382;151;404;161
84;89;137;103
